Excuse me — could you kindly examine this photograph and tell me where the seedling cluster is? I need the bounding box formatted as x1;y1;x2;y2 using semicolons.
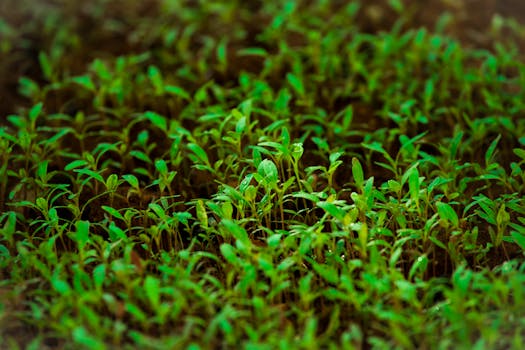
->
1;0;524;349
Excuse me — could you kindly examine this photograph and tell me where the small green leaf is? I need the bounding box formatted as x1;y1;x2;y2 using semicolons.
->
149;203;167;220
129;150;152;164
485;134;501;166
312;261;339;284
126;303;147;323
291;143;304;161
102;206;124;221
74;168;105;183
352;157;364;189
196;199;208;229
73;326;106;350
92;264;106;290
236;47;268;56
109;221;127;241
148;65;164;94
38;52;52;80
513;148;525;161
217;38;228;68
75;220;90;249
155;159;168;175
71;75;96;91
221;219;250;247
144;276;160;308
220;243;238;265
436;202;459;228
18;77;40;98
409;255;428;280
235;116;246;134
165;85;190;100
123;174;139;189
317;201;345;222
387;179;401;193
64;159;88;171
52;278;71;295
144;111;168;132
452;265;472;295
257;159;279;186
405;164;420;205
286;73;305;96
36;160;48;181
29;102;43;124
511;231;525;250
496;204;510;228
105;174;119;191
188;143;210;166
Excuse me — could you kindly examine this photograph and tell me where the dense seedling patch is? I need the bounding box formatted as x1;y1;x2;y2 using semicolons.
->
1;0;525;348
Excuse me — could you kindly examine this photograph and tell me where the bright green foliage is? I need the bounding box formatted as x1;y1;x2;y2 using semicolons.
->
1;0;525;349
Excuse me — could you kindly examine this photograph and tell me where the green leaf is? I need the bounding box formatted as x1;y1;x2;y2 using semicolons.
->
148;65;164;94
144;111;168;132
406;164;420;205
452;265;472;295
102;206;124;221
188;143;210;166
75;220;90;249
105;174;119;191
352;157;364;189
496;204;510;228
485;134;501;166
221;219;250;247
123;174;139;189
155;159;168;175
236;47;268;56
217;38;228;67
317;201;345;222
234;115;246;135
108;221;127;241
36;160;48;181
312;261;339;284
165;85;190;100
436;202;459;228
291;143;304;161
129;150;152;164
92;264;106;290
52;278;71;295
144;276;160;308
286;73;305;96
511;231;525;250
126;303;147;323
196;199;208;229
409;255;428;280
220;243;238;265
71;75;96;91
73;327;106;350
38;52;52;80
18;77;40;98
64;160;88;171
29;102;43;124
43;128;70;145
257;159;279;185
74;168;105;183
292;192;320;203
149;203;167;220
513;148;525;161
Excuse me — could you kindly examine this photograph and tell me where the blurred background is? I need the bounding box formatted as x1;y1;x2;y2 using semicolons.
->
1;0;524;118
